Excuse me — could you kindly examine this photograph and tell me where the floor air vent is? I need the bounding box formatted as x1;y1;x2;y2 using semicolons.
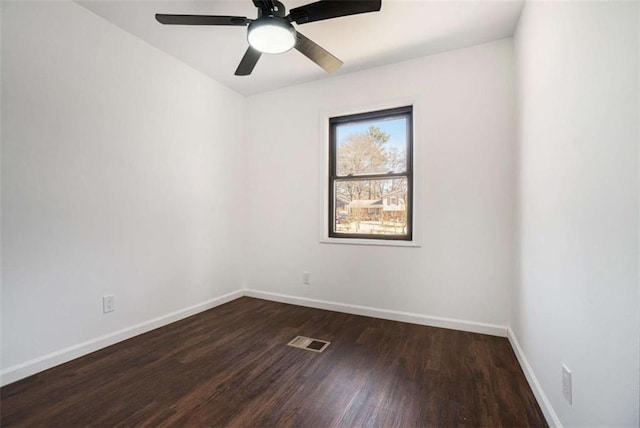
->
287;336;330;353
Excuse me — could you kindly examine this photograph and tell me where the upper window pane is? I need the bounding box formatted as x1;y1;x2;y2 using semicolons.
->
335;116;408;177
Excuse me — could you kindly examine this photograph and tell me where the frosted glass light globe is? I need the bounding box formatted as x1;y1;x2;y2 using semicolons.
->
248;18;296;54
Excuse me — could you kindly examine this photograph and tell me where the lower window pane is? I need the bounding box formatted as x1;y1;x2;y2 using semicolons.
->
334;178;409;237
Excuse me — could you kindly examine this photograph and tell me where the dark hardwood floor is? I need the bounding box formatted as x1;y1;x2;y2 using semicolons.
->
1;297;547;427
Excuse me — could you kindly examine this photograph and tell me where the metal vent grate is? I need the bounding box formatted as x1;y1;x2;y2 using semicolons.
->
287;336;330;353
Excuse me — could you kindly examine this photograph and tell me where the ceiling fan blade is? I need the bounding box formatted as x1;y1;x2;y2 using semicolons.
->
295;32;342;73
155;14;249;26
288;0;381;24
235;46;262;76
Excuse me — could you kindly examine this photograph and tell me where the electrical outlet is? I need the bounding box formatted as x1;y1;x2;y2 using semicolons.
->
562;364;572;404
103;295;115;314
303;271;311;285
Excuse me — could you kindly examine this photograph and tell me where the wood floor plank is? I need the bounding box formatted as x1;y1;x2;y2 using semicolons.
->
1;297;547;427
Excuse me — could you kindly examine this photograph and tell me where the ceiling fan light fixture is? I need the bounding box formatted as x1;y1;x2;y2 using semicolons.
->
248;17;296;54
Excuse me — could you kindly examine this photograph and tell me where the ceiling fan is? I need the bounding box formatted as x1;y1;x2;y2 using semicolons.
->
155;0;382;76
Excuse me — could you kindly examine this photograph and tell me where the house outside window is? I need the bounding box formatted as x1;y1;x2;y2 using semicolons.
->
329;106;413;241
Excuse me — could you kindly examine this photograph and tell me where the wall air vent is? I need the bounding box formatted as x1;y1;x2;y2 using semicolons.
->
287;336;330;353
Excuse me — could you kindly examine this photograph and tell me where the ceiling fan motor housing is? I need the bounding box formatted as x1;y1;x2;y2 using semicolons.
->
257;0;287;18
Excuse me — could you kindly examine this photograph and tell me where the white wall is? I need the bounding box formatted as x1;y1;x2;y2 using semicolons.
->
1;1;244;376
243;39;516;330
513;1;639;426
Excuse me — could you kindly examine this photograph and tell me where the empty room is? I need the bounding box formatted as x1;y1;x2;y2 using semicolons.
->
1;0;638;426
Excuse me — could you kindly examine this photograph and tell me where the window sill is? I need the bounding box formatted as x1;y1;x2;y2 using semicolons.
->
320;237;421;248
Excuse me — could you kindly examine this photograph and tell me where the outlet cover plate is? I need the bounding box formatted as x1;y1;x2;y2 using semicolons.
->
103;295;115;313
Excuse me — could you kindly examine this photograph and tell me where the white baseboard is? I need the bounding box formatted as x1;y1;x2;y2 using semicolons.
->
0;290;243;387
507;327;562;428
243;289;508;337
0;288;516;390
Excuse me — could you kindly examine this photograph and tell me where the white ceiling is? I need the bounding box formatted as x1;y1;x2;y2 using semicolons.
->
77;0;524;96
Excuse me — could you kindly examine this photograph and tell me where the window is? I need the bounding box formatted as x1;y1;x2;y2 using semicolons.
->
329;106;413;241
